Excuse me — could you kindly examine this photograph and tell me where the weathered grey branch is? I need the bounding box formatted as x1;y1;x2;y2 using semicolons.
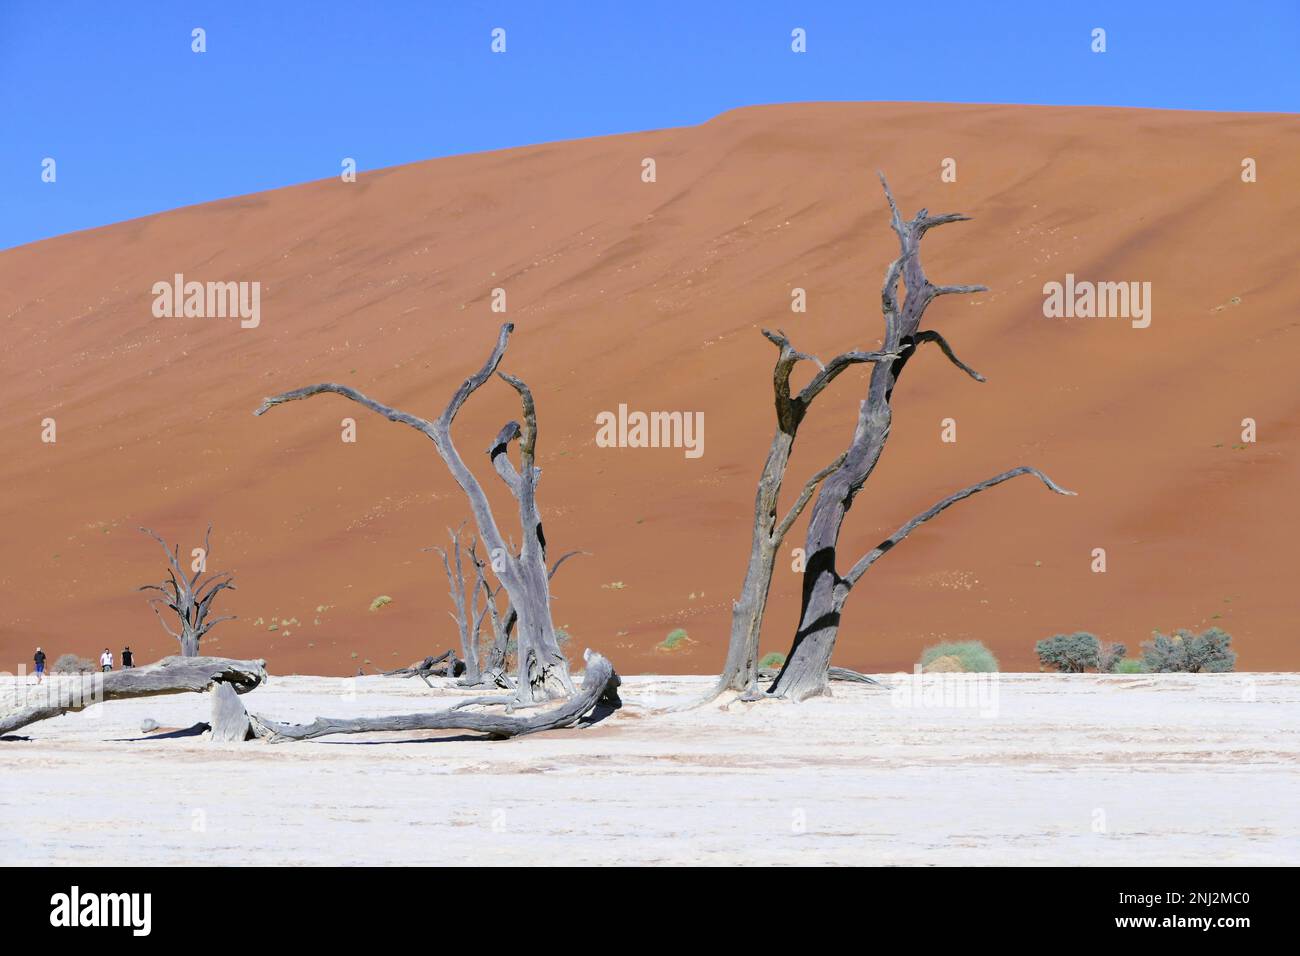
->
0;656;268;737
913;329;985;382
754;665;881;686
383;650;455;677
841;467;1076;589
827;666;882;686
548;549;587;579
771;452;848;545
249;650;619;743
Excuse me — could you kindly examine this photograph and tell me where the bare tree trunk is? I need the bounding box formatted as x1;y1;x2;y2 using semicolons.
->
770;175;1072;701
480;549;582;685
256;324;580;704
471;546;513;688
712;332;893;698
1;656;267;736
249;650;619;742
209;680;254;742
485;378;571;702
428;523;481;684
482;596;512;684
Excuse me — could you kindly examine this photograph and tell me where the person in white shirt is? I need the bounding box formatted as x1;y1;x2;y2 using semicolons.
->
100;648;113;672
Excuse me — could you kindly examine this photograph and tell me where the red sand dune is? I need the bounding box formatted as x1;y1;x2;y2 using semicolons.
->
2;102;1297;676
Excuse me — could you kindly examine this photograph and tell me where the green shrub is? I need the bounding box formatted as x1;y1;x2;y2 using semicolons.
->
918;640;998;673
1035;632;1100;672
659;628;689;651
758;652;786;669
1141;627;1236;673
1114;658;1144;674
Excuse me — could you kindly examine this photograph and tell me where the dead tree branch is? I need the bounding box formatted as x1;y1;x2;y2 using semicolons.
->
425;522;482;684
249;650;620;743
841;467;1075;590
0;656;267;737
383;650;457;678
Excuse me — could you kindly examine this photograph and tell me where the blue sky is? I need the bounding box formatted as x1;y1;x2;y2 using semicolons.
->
2;1;1297;250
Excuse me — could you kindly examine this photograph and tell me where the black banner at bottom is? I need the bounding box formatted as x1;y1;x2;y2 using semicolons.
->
0;865;1280;941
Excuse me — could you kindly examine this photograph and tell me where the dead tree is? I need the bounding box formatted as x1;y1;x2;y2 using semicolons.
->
138;525;237;657
0;656;267;736
256;323;575;704
249;649;620;742
767;174;1074;701
711;331;894;698
425;523;484;684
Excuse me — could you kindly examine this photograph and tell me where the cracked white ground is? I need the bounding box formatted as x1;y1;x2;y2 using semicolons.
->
2;672;1297;865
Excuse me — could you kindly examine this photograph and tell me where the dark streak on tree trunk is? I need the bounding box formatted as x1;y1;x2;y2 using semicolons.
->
770;174;1073;701
709;331;894;699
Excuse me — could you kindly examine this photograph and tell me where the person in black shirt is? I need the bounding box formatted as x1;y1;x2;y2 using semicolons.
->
33;647;46;684
122;646;134;669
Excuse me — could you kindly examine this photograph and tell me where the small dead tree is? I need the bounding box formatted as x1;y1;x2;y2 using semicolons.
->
138;525;236;657
711;331;894;698
768;174;1075;701
256;323;576;704
425;523;485;685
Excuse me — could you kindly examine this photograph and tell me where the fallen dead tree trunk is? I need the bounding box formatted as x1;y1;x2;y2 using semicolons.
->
383;651;452;675
383;650;461;678
383;650;465;687
827;666;881;685
0;656;268;736
753;665;882;686
250;650;619;743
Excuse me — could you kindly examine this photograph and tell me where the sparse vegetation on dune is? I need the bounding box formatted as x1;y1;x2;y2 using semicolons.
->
1035;632;1127;673
658;628;691;651
919;641;998;673
1141;627;1236;673
1036;632;1101;673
